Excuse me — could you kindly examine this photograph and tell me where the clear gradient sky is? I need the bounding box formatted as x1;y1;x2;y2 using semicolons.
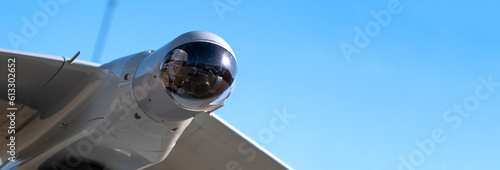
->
1;1;500;169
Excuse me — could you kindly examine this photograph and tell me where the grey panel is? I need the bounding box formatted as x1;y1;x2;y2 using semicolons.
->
0;49;64;107
0;49;64;148
0;49;104;168
145;113;291;170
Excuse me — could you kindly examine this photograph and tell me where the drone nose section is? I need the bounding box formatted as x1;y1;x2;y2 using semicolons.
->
133;31;237;122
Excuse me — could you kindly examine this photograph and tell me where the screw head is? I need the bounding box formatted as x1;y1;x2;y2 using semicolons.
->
134;113;141;119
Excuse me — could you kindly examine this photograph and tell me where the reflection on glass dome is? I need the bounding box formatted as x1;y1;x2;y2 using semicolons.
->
160;42;237;111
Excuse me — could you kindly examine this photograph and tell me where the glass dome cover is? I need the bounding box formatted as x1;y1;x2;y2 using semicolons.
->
160;42;237;111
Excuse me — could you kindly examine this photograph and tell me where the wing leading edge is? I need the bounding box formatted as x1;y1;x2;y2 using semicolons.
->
145;113;292;170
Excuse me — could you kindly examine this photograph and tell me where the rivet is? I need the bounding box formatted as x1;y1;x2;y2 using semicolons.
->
59;123;68;129
134;113;141;119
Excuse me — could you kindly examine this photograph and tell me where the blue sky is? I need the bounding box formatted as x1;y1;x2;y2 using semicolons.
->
2;1;500;169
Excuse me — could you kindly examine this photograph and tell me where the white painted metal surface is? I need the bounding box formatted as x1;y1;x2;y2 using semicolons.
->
0;31;290;170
